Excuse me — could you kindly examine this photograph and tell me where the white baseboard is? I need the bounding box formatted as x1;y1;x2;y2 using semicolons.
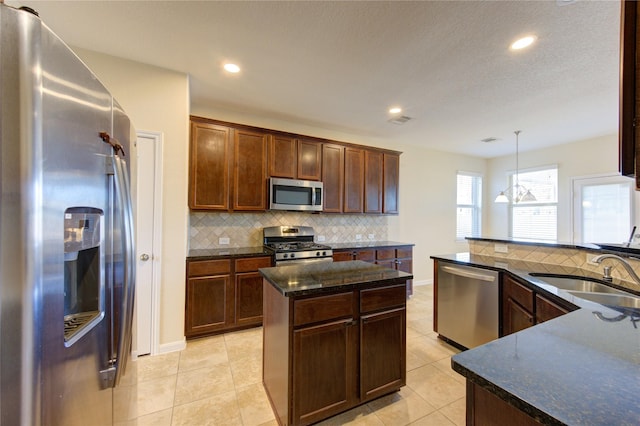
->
156;339;187;355
413;279;433;286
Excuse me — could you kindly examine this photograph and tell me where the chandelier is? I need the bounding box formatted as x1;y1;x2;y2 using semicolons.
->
495;131;537;203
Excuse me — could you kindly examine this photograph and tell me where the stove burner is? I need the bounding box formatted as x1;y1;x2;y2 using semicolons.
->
267;241;330;252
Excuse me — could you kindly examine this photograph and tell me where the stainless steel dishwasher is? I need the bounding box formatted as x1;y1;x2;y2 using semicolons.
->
436;262;499;349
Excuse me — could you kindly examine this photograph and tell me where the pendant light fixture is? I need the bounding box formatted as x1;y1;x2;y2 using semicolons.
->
495;131;537;203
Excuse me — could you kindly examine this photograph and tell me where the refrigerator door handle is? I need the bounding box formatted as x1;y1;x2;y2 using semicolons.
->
112;154;136;386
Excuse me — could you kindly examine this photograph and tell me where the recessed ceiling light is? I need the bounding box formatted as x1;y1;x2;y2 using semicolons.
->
223;63;241;73
389;107;402;114
510;35;537;51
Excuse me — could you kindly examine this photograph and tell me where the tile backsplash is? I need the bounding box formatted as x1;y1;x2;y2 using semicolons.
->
189;211;388;249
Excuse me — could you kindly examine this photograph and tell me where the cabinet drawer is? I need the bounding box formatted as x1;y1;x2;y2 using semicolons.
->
503;276;534;312
356;250;375;262
375;248;396;260
188;259;231;277
396;247;412;258
360;284;406;313
294;291;354;326
235;256;272;273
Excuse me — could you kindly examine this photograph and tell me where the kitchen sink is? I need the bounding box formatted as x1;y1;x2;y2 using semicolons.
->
565;291;640;309
528;274;624;294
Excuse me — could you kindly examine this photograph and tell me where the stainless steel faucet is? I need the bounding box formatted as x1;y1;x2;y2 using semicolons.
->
591;254;640;285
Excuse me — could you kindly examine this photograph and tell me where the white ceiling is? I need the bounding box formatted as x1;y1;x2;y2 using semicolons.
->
7;0;621;158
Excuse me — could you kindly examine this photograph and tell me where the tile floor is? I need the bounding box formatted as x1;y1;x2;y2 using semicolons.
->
114;284;464;426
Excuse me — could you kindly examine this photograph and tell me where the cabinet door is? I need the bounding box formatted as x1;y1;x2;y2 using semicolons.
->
360;307;406;401
185;274;232;337
189;121;231;210
322;143;344;213
235;271;264;327
292;319;357;425
297;139;322;181
233;129;267;210
332;251;354;262
269;135;296;179
383;153;400;214
535;294;572;323
364;150;383;213
503;297;534;336
344;147;364;213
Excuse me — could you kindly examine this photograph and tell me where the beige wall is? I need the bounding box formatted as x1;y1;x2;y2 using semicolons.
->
485;134;627;241
75;48;190;351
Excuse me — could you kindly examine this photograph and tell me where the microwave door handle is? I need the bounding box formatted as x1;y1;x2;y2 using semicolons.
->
311;186;316;206
112;154;136;386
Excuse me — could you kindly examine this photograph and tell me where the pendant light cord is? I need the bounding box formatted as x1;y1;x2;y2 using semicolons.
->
514;130;521;189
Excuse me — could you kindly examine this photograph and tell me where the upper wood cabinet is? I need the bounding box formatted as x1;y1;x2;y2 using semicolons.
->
619;1;640;187
233;129;268;211
268;136;321;181
189;116;401;213
297;139;322;181
383;153;400;214
189;120;231;210
322;143;345;213
344;147;365;213
269;135;297;179
364;150;383;213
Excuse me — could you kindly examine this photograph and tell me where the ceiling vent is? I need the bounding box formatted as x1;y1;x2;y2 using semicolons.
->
388;115;412;125
481;137;498;143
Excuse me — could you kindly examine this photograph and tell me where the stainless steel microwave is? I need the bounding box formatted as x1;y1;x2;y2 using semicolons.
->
269;177;323;211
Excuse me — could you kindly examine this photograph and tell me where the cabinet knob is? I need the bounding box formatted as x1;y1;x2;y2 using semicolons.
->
140;253;150;261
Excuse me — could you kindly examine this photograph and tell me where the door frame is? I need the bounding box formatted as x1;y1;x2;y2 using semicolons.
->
135;130;164;356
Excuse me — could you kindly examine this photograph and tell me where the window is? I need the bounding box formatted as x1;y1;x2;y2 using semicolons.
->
573;175;634;244
509;167;558;240
457;172;482;240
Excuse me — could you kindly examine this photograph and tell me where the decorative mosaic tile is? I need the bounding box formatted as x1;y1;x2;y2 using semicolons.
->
189;212;389;249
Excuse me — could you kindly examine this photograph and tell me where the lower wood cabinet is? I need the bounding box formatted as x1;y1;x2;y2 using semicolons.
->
502;274;577;336
263;282;407;426
333;246;413;297
185;255;272;338
465;381;541;426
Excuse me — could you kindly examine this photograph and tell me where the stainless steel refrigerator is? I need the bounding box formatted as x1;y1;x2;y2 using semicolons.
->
0;4;136;425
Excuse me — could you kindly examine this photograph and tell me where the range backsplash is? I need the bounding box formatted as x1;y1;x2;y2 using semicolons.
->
189;212;388;249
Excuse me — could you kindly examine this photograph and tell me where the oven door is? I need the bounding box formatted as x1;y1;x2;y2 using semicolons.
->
275;257;333;267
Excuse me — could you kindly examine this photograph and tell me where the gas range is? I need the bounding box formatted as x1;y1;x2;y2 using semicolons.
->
263;226;333;265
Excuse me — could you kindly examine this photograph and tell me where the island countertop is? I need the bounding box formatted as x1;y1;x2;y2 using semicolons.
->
259;260;413;297
431;253;640;425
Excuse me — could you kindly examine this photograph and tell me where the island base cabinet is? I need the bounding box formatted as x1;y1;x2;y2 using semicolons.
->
360;307;406;402
292;320;357;425
466;381;541;426
263;281;407;426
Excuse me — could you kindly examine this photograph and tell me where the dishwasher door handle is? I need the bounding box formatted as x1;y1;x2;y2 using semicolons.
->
441;265;496;282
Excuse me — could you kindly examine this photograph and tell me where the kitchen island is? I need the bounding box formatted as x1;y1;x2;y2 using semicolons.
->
431;253;640;425
259;260;413;426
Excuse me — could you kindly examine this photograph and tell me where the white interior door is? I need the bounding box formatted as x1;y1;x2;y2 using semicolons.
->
135;131;163;356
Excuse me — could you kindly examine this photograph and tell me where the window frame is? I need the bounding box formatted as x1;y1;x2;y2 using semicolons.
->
456;171;483;241
507;165;558;241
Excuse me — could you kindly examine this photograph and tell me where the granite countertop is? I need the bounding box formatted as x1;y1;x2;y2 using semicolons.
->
187;246;270;260
187;241;414;260
330;241;414;250
259;260;413;297
432;253;640;425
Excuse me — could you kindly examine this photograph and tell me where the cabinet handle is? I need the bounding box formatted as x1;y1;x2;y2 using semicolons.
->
396;260;402;265
345;319;358;327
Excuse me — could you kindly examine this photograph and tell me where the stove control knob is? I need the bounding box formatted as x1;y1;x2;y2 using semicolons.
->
316;251;320;257
283;253;289;259
322;251;327;256
290;253;295;259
